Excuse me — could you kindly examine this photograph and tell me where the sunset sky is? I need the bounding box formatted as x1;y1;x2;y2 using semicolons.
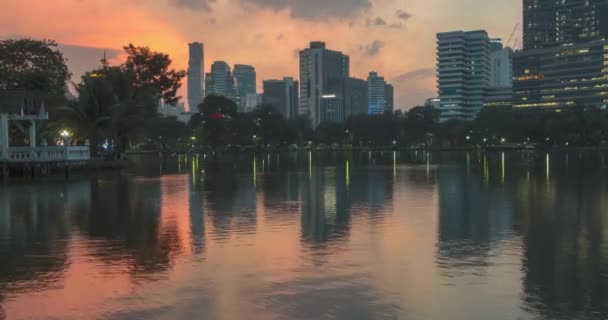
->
0;0;521;110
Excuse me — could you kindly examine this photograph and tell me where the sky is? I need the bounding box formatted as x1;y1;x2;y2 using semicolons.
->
0;0;521;110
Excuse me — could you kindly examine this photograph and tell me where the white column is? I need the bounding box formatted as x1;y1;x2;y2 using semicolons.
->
0;114;9;159
29;119;36;147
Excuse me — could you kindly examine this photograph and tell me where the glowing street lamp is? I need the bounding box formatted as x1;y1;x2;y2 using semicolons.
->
59;129;72;146
500;137;506;143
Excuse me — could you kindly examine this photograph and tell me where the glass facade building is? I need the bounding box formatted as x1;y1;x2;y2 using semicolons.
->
515;0;608;109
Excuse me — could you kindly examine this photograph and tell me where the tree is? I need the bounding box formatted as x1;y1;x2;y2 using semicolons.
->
60;44;186;157
0;39;70;107
250;105;287;145
197;95;238;150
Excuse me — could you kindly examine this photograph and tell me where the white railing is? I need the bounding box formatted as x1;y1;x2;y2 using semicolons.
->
3;146;90;163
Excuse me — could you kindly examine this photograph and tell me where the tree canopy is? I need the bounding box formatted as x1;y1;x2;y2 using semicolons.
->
0;38;70;105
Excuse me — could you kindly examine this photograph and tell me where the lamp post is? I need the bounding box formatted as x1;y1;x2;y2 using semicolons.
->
60;129;72;146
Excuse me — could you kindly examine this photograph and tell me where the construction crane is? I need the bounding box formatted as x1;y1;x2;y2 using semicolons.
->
506;23;520;48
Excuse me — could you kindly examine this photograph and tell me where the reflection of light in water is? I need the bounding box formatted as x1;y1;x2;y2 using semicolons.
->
308;152;312;178
346;160;350;187
253;157;257;188
393;151;397;178
501;152;505;184
546;153;550;182
426;152;430;179
483;155;489;185
466;152;471;176
369;151;372;164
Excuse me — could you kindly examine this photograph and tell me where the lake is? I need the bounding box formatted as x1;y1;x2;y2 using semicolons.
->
1;151;608;320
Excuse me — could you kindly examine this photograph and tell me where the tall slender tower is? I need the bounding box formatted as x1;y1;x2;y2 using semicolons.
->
188;42;204;111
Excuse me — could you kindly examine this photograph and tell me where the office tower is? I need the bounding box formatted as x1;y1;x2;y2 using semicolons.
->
205;61;235;100
188;42;204;111
425;97;441;109
385;84;394;113
233;64;256;112
244;93;262;113
368;72;387;115
485;39;514;108
299;41;350;127
513;0;608;109
523;0;608;50
262;77;299;119
436;30;492;122
319;94;344;123
488;39;513;87
327;77;369;119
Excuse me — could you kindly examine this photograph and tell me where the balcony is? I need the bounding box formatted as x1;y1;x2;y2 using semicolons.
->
3;146;91;163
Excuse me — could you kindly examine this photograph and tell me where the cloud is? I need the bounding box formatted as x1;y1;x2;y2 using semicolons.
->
169;0;215;11
359;40;385;56
367;16;387;26
395;9;412;21
391;67;436;108
239;0;372;19
391;67;435;83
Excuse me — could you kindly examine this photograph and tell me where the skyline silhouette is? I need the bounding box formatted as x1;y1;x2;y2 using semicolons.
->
0;0;522;109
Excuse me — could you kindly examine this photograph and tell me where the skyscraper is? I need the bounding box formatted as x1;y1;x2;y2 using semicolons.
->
299;42;350;127
187;42;204;111
262;77;299;119
489;39;513;88
385;84;394;113
233;64;256;112
514;0;608;109
205;61;235;100
436;30;492;122
523;0;608;50
319;94;344;123
367;72;387;115
327;77;369;119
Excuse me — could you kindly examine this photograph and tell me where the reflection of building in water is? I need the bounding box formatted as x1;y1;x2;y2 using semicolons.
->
348;167;393;213
202;166;257;241
436;165;514;273
515;169;608;318
0;181;91;305
300;165;351;243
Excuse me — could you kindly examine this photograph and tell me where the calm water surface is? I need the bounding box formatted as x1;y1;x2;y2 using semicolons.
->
1;151;608;320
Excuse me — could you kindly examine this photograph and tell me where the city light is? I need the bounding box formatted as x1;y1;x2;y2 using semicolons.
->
60;129;72;138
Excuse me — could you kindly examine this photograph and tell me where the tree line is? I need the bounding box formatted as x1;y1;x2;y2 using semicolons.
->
3;38;608;157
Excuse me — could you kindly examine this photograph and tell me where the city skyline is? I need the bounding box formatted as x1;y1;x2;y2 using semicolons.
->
0;0;522;110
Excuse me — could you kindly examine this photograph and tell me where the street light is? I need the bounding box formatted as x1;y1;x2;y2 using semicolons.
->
60;130;71;138
465;135;471;141
59;129;72;147
500;137;506;143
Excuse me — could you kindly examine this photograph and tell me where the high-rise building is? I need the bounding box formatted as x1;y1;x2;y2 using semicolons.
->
262;77;299;119
205;61;235;100
244;93;262;113
514;0;608;109
299;41;350;127
489;39;513;88
319;94;344;123
436;30;492;122
327;77;368;119
523;0;608;50
233;64;256;112
385;84;394;113
188;42;204;111
368;72;387;115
